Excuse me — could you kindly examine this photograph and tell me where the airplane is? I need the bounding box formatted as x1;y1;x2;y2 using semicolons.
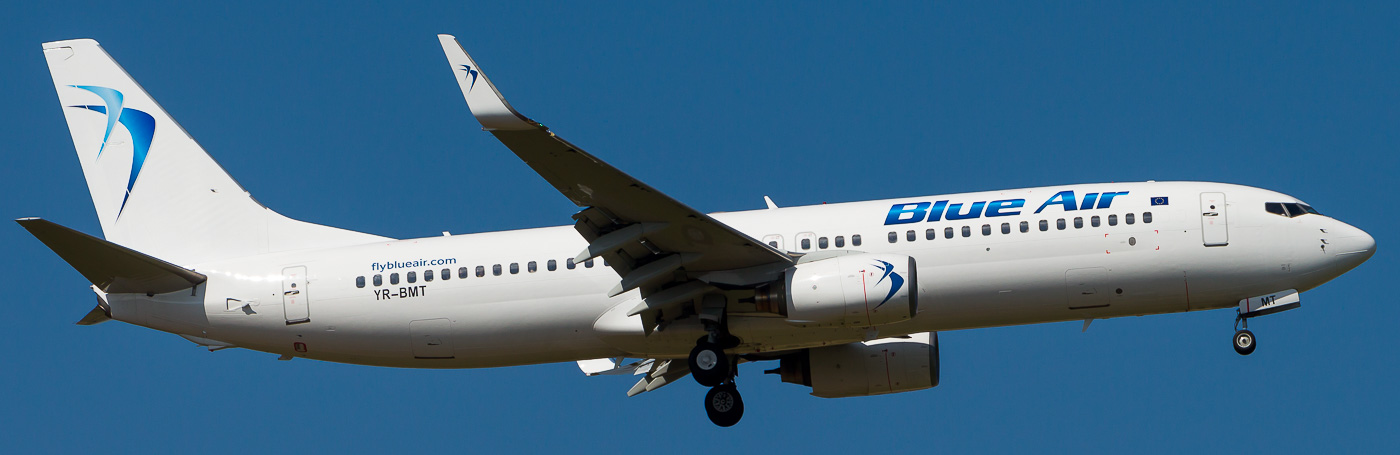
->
25;36;1374;427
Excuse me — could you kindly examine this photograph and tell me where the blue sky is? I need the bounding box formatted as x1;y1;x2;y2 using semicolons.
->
2;1;1396;452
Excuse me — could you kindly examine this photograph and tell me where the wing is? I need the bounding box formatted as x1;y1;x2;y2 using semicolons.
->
437;35;794;328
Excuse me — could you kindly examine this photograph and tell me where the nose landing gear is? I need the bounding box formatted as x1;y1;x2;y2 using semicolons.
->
1233;329;1256;355
1233;312;1256;356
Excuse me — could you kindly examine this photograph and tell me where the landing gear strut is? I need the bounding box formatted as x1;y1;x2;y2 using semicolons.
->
1233;312;1256;356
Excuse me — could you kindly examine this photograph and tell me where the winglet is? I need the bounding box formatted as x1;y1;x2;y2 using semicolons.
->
437;34;540;131
764;196;778;210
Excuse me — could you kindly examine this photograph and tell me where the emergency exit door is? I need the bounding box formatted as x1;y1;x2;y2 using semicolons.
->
282;266;310;324
1200;192;1229;247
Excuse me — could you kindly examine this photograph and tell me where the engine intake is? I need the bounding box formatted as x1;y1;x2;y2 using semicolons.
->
779;253;918;327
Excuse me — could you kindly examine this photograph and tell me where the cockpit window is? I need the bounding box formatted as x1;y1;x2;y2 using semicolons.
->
1266;202;1320;218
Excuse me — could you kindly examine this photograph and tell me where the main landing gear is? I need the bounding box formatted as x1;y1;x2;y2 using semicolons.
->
689;338;730;387
691;297;744;427
704;382;744;427
1233;312;1256;356
691;334;744;426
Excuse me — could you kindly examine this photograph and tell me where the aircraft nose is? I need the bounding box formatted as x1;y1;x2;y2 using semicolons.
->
1332;220;1376;267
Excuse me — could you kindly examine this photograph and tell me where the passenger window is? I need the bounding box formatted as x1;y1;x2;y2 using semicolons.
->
1143;212;1153;223
390;273;400;285
355;276;365;288
423;270;433;282
1108;214;1118;226
1073;217;1083;229
925;229;936;240
852;235;862;246
1091;216;1101;227
835;236;845;248
1039;220;1048;231
459;267;469;279
547;259;557;271
373;274;383;286
510;263;520;274
961;226;971;237
768;241;778;248
441;269;450;280
528;261;537;273
945;227;954;239
407;271;417;283
476;266;486;277
819;237;829;249
982;224;991;236
1020;221;1029;233
585;259;595;268
802;238;813;249
1126;213;1135;225
1056;219;1066;230
906;230;916;242
567;258;577;270
492;265;502;276
1001;223;1011;234
888;231;897;243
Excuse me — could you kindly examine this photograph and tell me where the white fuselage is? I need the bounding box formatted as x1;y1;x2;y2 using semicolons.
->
104;181;1373;368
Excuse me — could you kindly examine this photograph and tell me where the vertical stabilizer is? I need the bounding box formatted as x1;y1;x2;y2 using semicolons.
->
42;39;387;265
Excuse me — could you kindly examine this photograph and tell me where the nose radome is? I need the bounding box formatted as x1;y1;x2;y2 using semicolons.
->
1333;221;1376;265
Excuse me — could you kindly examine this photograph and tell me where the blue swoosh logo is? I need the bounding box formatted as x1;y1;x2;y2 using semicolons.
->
68;85;156;218
872;260;905;307
458;64;479;92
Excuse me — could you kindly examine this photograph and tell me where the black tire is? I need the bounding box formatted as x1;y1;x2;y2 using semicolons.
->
689;342;730;387
704;384;744;427
1233;329;1256;356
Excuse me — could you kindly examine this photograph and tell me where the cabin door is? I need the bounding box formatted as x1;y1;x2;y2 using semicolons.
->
282;266;310;324
1200;192;1229;246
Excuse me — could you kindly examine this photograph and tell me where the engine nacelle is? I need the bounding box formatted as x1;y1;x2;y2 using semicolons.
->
773;332;939;398
782;253;918;327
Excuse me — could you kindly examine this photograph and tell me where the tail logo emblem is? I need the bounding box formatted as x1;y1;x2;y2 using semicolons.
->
66;85;155;219
871;260;905;307
458;64;479;92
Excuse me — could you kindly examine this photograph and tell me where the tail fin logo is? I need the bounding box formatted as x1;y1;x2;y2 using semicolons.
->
66;85;156;219
871;260;905;307
458;64;479;92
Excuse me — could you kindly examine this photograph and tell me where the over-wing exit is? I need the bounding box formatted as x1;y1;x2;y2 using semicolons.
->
24;36;1373;427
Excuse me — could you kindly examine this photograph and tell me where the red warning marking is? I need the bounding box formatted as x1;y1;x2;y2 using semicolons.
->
293;342;307;353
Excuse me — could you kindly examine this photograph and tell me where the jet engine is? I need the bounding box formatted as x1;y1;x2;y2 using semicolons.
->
754;253;918;328
770;332;939;398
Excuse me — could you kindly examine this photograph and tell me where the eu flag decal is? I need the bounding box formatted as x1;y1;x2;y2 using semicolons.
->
1151;197;1169;206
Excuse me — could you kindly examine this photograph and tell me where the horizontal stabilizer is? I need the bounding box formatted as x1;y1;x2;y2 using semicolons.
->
76;296;112;325
17;218;206;294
